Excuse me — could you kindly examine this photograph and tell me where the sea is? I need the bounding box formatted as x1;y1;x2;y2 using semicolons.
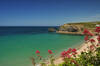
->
0;26;84;66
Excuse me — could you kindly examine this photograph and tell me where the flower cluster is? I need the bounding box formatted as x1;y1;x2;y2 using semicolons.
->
48;50;53;54
84;36;89;41
35;50;53;54
97;36;100;43
83;29;93;36
83;29;93;42
36;50;40;54
83;29;89;35
90;45;95;51
89;39;95;43
61;48;77;58
95;27;100;44
95;27;100;33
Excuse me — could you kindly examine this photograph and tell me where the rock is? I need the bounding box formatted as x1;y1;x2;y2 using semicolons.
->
67;26;78;32
48;28;56;32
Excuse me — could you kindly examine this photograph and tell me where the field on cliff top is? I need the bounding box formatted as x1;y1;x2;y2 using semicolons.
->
67;21;100;28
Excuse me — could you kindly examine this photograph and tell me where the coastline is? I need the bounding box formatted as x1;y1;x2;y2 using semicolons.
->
56;31;83;35
52;36;98;65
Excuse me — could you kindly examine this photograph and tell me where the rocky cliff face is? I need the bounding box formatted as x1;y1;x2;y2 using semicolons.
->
67;26;78;32
57;22;100;35
59;24;84;32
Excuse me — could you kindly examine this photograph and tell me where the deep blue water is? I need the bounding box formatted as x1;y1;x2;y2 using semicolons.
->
0;26;58;36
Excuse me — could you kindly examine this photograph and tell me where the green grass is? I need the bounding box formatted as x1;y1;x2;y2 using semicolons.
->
66;21;100;28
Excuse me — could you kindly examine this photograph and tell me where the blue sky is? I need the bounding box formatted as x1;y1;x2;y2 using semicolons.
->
0;0;100;26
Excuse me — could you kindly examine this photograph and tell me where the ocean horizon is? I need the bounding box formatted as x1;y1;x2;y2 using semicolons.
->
0;26;84;66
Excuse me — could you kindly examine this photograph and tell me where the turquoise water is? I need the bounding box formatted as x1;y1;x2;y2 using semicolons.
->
0;33;84;66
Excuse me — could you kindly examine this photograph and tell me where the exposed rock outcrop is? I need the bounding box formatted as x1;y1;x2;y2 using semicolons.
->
66;26;78;32
59;24;83;32
48;28;56;32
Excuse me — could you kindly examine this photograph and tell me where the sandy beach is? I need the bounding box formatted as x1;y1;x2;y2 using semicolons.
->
56;31;83;35
52;36;98;65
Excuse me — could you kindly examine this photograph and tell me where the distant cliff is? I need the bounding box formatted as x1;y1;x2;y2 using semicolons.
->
57;21;100;35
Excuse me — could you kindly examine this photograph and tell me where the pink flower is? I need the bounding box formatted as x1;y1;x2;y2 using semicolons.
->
95;27;100;33
35;50;40;54
66;50;71;54
90;39;95;43
66;54;72;58
68;48;72;51
83;29;89;34
83;29;93;36
61;51;67;57
90;45;94;48
61;50;70;58
72;48;77;52
72;52;77;55
88;32;93;36
48;50;53;54
84;36;88;41
90;45;94;51
97;36;100;41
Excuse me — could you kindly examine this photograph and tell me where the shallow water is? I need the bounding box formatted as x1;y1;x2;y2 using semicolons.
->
0;27;84;66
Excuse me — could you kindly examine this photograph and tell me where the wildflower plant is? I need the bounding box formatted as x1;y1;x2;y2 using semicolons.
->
48;50;55;66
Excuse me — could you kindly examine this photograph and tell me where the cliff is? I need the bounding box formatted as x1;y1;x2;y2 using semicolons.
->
57;21;100;35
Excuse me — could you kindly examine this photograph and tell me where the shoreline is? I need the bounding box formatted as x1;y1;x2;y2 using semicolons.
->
52;36;98;65
56;31;84;35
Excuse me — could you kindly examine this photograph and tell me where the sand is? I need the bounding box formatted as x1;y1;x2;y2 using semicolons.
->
53;36;99;65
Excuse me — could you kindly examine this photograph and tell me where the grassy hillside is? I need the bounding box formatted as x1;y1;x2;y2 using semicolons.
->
67;21;100;28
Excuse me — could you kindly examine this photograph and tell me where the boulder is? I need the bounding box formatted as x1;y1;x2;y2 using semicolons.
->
67;26;78;32
48;28;56;32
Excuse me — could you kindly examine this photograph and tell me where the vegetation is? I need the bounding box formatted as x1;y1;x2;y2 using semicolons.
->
67;21;100;28
31;26;100;66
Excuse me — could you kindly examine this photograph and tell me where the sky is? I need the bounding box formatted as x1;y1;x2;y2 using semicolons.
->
0;0;100;26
